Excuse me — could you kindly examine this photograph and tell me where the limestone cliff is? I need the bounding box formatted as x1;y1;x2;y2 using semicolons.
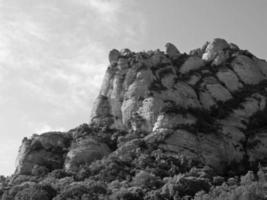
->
90;38;267;173
3;38;267;200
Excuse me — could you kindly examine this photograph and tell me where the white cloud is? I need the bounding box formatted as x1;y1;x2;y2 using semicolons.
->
33;124;65;134
87;0;120;14
0;0;146;175
0;0;147;118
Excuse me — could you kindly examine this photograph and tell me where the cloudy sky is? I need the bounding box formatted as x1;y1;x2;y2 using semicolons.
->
0;0;267;175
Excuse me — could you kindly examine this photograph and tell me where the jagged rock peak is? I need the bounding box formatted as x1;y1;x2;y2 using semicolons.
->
90;38;266;131
5;38;267;200
108;49;120;65
89;38;267;173
165;42;180;59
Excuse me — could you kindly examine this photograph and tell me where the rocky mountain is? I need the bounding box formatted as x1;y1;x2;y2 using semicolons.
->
1;38;267;200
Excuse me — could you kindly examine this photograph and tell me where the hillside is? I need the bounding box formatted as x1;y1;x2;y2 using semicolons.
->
1;38;267;200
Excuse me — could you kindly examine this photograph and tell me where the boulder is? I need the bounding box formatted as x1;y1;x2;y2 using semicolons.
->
254;57;267;77
186;74;201;86
165;42;180;59
159;129;245;173
64;136;111;173
109;49;120;64
199;90;217;110
179;56;205;74
216;67;243;92
120;48;132;57
201;77;232;102
231;55;265;85
15;132;71;175
202;38;230;65
170;81;201;108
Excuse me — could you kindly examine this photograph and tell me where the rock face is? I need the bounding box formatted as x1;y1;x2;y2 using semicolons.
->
9;38;267;200
14;39;267;176
14;125;111;175
89;38;267;173
64;136;111;173
15;132;72;175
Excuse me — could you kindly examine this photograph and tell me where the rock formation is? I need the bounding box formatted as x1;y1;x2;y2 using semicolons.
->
90;38;267;174
2;38;267;200
15;132;72;175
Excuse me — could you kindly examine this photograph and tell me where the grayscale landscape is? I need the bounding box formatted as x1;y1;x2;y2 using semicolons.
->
0;1;267;200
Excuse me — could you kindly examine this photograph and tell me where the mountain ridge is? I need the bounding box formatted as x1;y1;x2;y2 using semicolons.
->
1;38;267;200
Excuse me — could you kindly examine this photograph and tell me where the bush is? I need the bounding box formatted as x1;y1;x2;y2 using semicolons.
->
53;184;88;200
15;188;49;200
133;150;190;178
11;175;39;185
53;181;107;200
90;157;132;182
194;182;265;200
144;190;171;200
132;170;162;189
111;188;144;200
2;181;37;200
48;169;68;179
46;176;74;192
14;184;56;200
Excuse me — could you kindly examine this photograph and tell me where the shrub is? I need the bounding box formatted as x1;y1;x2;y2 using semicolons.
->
144;190;171;200
194;182;265;200
2;181;38;200
14;184;56;200
111;188;144;200
90;157;132;182
14;188;49;200
53;181;107;200
53;184;88;200
51;177;75;192
48;169;68;179
11;175;39;185
132;170;162;189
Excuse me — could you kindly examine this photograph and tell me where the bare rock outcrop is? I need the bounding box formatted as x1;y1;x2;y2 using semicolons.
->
14;39;267;177
14;125;111;175
9;38;267;200
90;38;267;173
15;132;72;175
64;134;111;173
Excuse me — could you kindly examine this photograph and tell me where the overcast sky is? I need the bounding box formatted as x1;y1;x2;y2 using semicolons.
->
0;0;267;175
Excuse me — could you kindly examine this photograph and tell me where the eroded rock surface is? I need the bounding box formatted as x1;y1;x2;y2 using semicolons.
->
15;125;112;175
64;136;111;173
15;132;72;175
89;38;267;173
10;38;267;200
